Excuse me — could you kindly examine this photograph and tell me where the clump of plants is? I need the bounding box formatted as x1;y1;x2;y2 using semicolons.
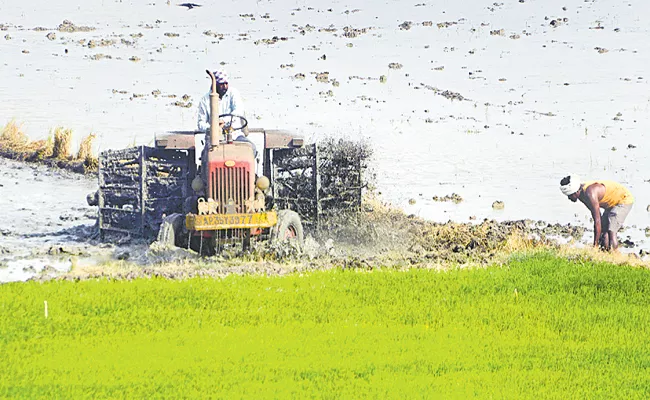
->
32;136;54;160
0;120;31;154
52;127;72;159
0;120;98;173
76;132;98;171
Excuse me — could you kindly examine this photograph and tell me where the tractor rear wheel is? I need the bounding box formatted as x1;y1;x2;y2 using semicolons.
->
270;210;304;249
157;213;185;248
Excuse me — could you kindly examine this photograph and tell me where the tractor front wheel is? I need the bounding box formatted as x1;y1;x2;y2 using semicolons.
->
270;210;304;249
189;233;216;256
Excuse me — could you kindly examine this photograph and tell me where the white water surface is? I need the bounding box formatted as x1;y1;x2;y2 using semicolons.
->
1;0;649;257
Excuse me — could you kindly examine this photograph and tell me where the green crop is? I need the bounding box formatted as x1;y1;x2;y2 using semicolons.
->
1;251;649;398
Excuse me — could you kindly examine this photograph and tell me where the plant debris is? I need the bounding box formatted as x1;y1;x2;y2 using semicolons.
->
432;193;463;203
58;20;95;33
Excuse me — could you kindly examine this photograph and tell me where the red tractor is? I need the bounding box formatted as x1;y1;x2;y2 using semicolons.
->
94;70;368;255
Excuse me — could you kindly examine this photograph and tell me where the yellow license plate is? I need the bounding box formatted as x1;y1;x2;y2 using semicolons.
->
186;211;278;231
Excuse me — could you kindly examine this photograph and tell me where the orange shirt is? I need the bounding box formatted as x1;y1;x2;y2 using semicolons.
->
582;180;634;208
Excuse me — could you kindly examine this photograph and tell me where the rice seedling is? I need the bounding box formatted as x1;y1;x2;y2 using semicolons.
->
1;252;649;398
0;121;99;173
76;132;98;171
0;120;29;152
76;132;95;160
29;135;54;160
52;127;72;159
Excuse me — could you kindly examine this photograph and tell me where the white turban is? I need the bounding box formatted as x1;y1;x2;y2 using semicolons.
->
560;175;581;196
213;70;228;84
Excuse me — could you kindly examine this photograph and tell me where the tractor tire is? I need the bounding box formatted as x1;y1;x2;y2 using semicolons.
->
157;213;185;248
270;210;304;248
189;233;216;257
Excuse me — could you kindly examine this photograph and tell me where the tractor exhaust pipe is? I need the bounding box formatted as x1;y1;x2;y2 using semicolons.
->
206;70;220;148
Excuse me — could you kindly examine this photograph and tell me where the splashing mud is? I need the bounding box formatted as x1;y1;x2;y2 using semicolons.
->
22;194;593;283
314;196;585;264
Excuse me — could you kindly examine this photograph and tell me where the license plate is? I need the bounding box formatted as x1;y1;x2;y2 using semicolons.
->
186;211;278;231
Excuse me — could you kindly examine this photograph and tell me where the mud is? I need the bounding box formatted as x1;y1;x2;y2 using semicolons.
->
314;199;584;264
10;188;591;284
57;20;95;33
0;144;637;284
7;211;641;284
432;193;463;204
0;149;92;174
0;149;587;283
0;157;98;269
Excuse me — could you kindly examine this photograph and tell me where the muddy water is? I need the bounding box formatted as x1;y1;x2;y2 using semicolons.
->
0;158;99;282
1;0;649;281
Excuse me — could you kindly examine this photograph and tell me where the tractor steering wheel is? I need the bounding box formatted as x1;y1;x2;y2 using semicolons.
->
218;114;248;132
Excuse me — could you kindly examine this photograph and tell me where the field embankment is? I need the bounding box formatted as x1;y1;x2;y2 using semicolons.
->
2;252;649;398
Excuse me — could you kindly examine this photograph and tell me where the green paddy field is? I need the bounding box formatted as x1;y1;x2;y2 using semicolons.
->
1;251;649;399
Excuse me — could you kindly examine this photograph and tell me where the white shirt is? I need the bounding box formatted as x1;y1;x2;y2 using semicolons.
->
196;87;245;131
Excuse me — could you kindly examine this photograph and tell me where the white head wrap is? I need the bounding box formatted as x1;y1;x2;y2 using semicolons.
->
560;175;581;196
213;70;228;84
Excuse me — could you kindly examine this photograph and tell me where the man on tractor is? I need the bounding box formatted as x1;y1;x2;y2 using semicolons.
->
195;70;255;166
197;70;245;131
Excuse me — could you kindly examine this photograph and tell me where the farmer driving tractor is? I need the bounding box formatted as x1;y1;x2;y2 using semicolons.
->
195;70;255;166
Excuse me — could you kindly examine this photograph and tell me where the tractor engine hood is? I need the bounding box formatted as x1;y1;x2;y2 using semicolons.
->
204;141;256;214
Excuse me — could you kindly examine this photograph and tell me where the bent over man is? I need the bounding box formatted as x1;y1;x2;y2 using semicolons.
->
560;175;634;251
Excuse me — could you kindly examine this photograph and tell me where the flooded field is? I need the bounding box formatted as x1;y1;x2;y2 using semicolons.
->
1;0;649;280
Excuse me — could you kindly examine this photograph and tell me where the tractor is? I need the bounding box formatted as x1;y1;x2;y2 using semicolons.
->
92;70;369;255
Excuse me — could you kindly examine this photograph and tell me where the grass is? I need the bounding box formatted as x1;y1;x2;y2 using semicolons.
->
1;251;650;399
0;120;98;172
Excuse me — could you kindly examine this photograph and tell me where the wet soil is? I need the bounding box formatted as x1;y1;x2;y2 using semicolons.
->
0;147;93;174
2;182;588;283
38;208;588;283
0;157;99;280
0;153;637;284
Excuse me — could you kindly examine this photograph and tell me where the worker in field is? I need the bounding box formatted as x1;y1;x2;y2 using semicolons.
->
195;69;255;165
560;175;634;251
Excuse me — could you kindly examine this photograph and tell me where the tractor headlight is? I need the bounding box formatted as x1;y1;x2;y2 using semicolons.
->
256;176;270;191
191;176;204;192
